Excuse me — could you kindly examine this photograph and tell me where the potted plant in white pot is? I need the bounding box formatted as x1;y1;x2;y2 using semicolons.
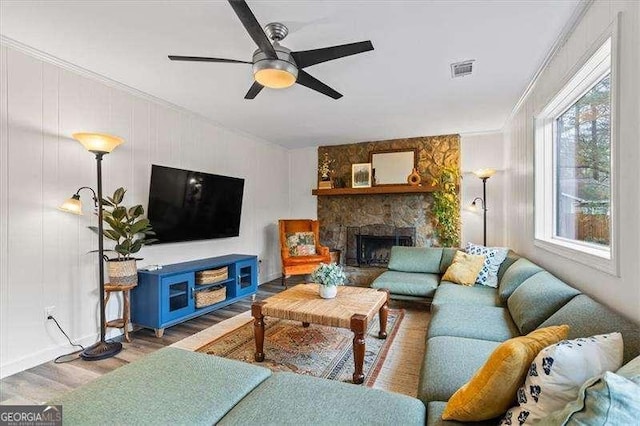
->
101;187;156;286
311;263;346;299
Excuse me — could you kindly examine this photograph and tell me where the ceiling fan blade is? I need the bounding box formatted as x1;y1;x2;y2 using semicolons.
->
296;70;342;99
168;55;251;64
228;0;277;59
291;41;374;69
245;81;264;99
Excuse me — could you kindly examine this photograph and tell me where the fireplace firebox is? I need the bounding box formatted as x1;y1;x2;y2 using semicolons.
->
346;225;415;267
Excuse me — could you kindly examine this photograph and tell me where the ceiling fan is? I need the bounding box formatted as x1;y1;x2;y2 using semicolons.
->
168;0;374;100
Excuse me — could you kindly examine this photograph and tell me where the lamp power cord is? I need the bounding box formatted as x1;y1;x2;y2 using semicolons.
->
48;315;85;363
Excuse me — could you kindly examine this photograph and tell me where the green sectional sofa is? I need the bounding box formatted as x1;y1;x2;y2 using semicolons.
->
372;246;640;425
51;246;639;425
50;347;426;426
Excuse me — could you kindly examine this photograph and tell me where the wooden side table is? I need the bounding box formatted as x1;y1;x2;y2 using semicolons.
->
104;283;136;343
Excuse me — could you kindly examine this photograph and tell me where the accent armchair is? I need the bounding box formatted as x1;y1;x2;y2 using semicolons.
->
279;219;331;286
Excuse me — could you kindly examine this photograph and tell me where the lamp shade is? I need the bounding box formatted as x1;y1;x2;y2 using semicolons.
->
473;168;496;179
72;132;124;154
59;194;83;215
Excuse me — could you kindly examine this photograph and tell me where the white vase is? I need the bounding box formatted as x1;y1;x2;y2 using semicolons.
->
318;284;338;299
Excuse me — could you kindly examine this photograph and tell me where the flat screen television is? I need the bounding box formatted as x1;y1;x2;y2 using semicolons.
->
147;165;244;244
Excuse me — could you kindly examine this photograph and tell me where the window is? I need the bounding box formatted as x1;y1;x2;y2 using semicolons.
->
555;74;611;245
534;37;617;274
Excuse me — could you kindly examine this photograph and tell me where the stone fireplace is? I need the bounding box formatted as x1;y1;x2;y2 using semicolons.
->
316;134;460;274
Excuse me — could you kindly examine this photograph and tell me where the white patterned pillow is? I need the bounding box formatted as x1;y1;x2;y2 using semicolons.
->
500;332;623;425
465;242;509;287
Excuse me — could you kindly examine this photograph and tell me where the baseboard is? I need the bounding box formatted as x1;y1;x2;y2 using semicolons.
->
1;271;284;379
259;271;282;285
0;328;123;380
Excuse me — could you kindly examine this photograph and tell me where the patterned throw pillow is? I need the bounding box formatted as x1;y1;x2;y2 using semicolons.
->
540;355;640;425
285;232;316;256
500;332;624;425
465;242;509;288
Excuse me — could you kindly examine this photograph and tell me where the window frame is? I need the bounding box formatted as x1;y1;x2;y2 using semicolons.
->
533;22;619;277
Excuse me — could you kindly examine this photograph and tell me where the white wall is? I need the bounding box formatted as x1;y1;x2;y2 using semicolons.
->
460;132;506;247
288;147;317;219
504;0;640;323
0;46;290;378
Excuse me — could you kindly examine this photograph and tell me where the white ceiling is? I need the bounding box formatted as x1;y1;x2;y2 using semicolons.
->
0;0;579;148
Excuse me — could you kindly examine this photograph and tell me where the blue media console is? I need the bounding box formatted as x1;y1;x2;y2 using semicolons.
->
131;254;258;337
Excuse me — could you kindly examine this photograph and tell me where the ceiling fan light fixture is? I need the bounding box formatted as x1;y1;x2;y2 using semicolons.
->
252;45;298;89
254;67;297;89
252;48;298;89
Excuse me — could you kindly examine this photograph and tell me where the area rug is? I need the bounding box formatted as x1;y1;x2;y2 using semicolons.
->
196;309;404;386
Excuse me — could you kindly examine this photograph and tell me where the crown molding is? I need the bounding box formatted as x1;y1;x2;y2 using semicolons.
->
459;129;503;137
0;35;280;149
502;0;594;128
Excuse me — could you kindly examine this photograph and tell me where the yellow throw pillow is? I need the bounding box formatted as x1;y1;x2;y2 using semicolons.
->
442;325;570;422
441;250;485;286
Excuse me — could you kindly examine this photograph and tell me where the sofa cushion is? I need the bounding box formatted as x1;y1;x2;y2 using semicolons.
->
497;250;521;282
49;348;271;426
507;271;581;334
371;270;439;297
418;336;500;403
388;246;443;273
431;282;501;308
439;248;458;274
498;258;544;302
427;402;497;426
218;372;426;426
427;304;519;342
539;294;640;363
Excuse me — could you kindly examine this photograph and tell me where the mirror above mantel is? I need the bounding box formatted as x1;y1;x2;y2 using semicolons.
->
369;149;417;185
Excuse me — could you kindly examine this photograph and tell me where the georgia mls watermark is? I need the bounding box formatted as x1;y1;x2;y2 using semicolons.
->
0;405;62;426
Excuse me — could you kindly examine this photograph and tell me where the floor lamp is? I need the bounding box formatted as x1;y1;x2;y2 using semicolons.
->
59;132;124;361
471;168;496;246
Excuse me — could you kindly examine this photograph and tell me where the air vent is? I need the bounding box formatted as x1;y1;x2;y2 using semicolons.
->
451;60;475;78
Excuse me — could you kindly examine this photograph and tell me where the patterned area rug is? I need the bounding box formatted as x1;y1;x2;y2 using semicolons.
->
197;309;404;386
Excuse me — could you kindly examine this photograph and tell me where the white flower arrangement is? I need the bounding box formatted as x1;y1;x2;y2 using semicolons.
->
311;262;346;287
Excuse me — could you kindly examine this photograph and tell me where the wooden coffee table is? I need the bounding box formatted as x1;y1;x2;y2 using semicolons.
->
251;284;389;384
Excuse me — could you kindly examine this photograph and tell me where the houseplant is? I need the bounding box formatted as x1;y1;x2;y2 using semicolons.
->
101;187;156;285
311;262;346;299
431;166;461;247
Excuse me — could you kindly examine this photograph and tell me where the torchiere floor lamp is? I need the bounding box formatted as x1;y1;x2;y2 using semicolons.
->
471;168;496;246
59;132;124;360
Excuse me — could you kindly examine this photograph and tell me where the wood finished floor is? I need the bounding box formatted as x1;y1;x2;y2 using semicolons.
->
0;278;428;405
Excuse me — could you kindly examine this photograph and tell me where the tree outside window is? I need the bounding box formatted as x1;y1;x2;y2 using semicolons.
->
555;74;611;246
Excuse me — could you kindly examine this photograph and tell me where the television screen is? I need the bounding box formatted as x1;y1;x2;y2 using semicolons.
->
147;165;244;243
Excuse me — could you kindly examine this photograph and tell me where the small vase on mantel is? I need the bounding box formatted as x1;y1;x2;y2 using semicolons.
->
407;168;421;185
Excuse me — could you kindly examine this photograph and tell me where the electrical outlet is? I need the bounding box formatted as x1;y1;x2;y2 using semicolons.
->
44;306;55;321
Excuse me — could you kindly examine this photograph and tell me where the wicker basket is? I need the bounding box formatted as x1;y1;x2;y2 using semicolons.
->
195;267;229;285
195;286;226;308
107;259;138;286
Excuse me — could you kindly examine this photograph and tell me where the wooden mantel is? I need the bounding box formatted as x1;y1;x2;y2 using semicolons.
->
312;185;437;196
